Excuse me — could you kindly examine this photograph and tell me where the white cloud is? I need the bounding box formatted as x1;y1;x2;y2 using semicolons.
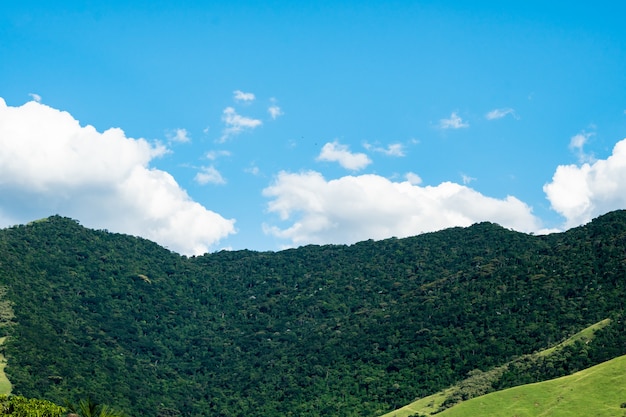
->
405;172;422;185
382;143;405;156
316;141;372;171
206;150;231;160
365;142;405;157
245;165;260;176
268;97;283;120
0;97;235;255
194;166;226;185
220;106;262;142
568;131;595;163
461;174;476;184
28;93;42;103
262;171;541;246
233;90;255;102
439;112;469;129
485;108;517;120
569;133;589;150
268;105;283;120
166;128;191;143
544;137;626;229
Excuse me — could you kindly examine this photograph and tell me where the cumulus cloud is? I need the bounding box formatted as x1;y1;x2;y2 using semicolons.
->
233;90;255;102
485;108;517;120
0;97;235;255
316;141;372;171
439;112;469;129
220;107;262;142
166;128;191;143
544;137;626;229
262;171;541;246
194;166;226;185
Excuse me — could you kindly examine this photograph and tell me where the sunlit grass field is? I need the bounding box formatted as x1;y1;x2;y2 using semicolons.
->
0;337;12;395
438;354;626;417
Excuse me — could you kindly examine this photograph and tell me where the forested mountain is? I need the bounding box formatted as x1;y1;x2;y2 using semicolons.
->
0;211;625;416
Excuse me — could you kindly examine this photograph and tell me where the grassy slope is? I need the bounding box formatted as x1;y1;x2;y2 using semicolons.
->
537;318;610;358
380;319;613;417
0;337;11;395
438;354;626;417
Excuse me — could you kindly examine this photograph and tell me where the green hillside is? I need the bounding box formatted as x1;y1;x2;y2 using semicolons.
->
439;354;626;417
537;317;610;358
381;318;613;417
0;337;11;395
0;211;625;416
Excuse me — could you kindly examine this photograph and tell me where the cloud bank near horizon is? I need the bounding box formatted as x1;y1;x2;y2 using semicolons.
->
2;98;626;252
0;98;235;255
262;171;543;246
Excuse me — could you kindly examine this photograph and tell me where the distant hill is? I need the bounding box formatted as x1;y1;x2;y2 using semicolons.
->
0;211;625;416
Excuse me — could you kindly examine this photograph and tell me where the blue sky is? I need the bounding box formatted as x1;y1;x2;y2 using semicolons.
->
1;1;626;254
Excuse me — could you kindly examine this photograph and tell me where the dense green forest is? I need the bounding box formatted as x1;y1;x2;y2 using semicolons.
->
0;211;625;416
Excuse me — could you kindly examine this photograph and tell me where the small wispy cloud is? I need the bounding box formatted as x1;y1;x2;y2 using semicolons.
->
268;105;283;120
245;165;260;176
485;108;517;120
439;112;469;129
233;90;255;103
166;128;191;143
461;173;476;184
316;141;372;171
206;150;231;160
195;165;226;185
220;107;262;142
365;142;405;157
569;131;595;163
28;93;42;103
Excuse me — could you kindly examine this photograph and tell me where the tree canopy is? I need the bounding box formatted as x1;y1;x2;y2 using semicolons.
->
0;212;625;416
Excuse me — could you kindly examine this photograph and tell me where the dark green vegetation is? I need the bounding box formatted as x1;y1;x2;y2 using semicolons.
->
0;395;123;417
382;318;622;416
65;397;126;417
0;211;625;416
0;394;65;416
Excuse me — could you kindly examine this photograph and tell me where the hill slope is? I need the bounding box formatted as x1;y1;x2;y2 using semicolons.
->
381;318;615;417
439;354;626;417
0;212;625;416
